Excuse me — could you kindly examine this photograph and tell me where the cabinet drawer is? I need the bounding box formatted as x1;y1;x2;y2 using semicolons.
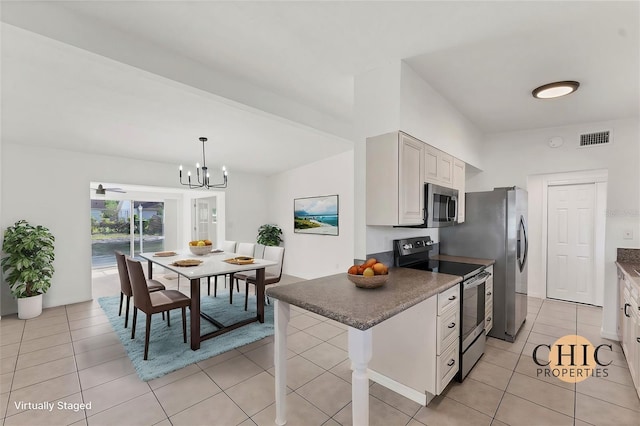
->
485;300;493;320
485;282;493;300
485;313;493;333
437;305;460;355
438;284;460;315
436;340;459;394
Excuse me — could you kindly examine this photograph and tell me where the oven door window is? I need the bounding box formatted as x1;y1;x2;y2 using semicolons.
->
462;280;486;349
462;284;478;341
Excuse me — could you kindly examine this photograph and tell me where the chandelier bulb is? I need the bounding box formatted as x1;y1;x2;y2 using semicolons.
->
196;162;200;169
179;165;182;171
187;170;191;176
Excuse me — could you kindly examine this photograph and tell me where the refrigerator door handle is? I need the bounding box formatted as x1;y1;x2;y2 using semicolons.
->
517;216;528;272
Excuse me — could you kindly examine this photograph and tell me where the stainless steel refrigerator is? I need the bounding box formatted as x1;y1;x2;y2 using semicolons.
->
440;187;528;342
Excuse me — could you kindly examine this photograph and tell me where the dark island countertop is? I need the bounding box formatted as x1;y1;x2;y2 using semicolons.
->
266;267;462;330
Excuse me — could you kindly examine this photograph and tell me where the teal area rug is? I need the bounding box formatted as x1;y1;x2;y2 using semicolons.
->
98;292;274;381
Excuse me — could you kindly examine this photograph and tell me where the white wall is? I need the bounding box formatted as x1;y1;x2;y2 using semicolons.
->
353;61;403;259
467;118;640;337
353;60;485;257
399;63;483;169
267;150;354;279
223;172;270;244
0;143;268;315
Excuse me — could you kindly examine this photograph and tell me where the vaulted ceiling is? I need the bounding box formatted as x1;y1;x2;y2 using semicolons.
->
2;1;638;175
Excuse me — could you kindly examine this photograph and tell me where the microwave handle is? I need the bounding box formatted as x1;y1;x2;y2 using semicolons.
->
447;196;458;222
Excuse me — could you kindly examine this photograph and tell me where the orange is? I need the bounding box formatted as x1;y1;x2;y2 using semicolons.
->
372;263;386;275
348;265;358;275
364;258;377;267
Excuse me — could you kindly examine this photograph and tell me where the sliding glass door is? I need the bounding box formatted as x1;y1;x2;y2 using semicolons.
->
91;199;165;268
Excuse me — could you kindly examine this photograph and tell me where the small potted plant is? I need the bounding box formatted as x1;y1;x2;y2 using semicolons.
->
1;220;55;319
257;224;283;247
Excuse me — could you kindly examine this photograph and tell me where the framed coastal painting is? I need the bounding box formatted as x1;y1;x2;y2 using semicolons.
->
294;195;339;236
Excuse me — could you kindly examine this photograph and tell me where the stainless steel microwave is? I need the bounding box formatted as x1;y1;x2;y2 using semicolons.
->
425;183;458;228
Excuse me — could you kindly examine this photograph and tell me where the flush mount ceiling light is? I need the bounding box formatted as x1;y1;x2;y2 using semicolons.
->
532;81;580;99
179;137;228;189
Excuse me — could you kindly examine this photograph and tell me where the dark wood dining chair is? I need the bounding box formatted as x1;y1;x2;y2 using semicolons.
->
236;246;285;310
115;251;166;328
126;258;191;360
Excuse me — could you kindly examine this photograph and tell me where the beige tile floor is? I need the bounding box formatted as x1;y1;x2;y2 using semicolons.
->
1;266;639;425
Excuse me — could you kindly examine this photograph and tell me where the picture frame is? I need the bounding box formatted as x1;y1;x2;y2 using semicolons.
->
293;195;339;236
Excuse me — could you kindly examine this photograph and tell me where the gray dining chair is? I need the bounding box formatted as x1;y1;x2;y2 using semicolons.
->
229;243;256;303
235;246;285;310
208;240;237;296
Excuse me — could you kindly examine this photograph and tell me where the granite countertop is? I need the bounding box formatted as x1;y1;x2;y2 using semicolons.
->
434;254;495;267
616;261;640;288
616;248;640;288
266;267;462;330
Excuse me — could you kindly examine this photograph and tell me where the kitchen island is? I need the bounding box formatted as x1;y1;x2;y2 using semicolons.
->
266;267;461;426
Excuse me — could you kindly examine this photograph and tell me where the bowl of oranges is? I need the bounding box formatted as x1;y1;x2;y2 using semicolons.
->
347;258;389;289
188;239;213;255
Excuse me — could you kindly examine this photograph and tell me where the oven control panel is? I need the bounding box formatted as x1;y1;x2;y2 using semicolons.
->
394;236;434;257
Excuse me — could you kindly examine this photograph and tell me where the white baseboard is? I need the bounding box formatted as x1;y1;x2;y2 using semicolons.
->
600;329;619;341
367;368;427;406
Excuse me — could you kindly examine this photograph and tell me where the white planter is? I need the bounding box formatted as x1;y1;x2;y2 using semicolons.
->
17;294;43;319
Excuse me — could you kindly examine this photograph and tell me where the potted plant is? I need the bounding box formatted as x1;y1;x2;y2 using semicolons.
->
1;220;55;319
257;224;283;246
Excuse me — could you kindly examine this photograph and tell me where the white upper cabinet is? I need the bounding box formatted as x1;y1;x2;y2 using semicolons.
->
366;132;424;226
399;134;425;224
424;145;453;187
424;146;439;183
452;158;466;223
366;131;467;226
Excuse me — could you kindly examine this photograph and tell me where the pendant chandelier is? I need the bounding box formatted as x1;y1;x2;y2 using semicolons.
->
179;137;228;189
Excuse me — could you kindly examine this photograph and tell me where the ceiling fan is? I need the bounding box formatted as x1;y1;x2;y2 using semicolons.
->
92;184;126;195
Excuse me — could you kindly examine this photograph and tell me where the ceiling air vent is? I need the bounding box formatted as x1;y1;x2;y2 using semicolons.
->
579;131;611;147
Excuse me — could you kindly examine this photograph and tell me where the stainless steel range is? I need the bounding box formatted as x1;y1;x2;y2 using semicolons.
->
394;236;492;380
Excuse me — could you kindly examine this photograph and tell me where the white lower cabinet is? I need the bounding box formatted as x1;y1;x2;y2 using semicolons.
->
485;265;494;334
617;264;640;399
369;284;460;405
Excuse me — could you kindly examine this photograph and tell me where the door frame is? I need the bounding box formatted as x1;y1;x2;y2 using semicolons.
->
540;169;607;306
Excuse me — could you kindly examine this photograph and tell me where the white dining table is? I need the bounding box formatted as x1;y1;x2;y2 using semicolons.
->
140;250;277;350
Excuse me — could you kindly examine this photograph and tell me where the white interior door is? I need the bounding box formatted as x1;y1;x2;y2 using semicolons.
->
547;184;596;304
193;196;217;242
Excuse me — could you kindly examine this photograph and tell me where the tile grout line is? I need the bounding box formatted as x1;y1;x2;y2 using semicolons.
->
2;316;25;425
489;301;539;424
501;301;582;422
66;305;89;424
149;357;207;424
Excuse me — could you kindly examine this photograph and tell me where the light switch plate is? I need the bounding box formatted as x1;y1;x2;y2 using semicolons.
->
623;229;633;240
